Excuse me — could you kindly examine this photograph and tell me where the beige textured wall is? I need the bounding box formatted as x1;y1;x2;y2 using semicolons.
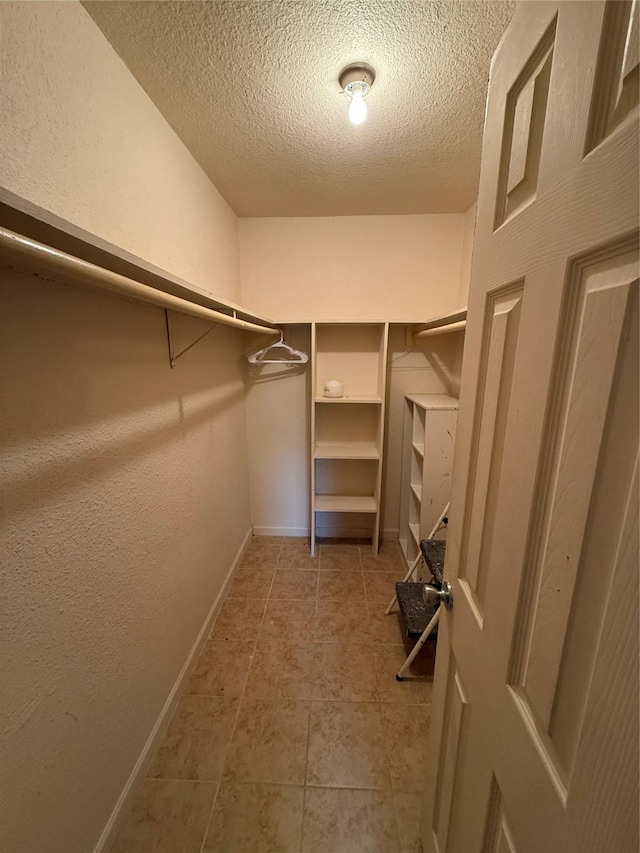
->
239;214;466;322
0;1;240;302
0;4;252;852
245;326;312;536
0;272;252;853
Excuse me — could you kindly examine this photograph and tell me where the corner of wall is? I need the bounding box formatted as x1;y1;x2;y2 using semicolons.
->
457;202;477;308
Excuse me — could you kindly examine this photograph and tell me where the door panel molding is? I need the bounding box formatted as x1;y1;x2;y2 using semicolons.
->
459;282;524;619
508;241;639;736
494;19;557;229
585;0;639;153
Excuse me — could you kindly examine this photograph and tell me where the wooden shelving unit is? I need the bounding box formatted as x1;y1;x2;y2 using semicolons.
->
398;394;459;566
311;322;389;555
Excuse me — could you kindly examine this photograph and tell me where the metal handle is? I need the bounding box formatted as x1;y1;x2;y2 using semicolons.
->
423;581;453;611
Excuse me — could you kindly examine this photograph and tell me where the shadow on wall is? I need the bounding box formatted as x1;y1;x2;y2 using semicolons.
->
421;331;465;398
0;271;246;521
241;325;312;535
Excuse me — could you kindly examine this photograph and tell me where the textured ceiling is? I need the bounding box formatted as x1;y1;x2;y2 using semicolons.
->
83;0;514;217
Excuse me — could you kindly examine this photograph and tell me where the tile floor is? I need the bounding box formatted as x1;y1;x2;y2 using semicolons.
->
112;537;436;853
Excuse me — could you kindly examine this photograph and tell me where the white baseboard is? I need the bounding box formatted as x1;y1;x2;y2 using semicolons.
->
252;525;310;537
383;528;399;540
94;527;253;853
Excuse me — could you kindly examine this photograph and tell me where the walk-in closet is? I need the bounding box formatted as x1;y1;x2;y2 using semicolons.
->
2;2;638;853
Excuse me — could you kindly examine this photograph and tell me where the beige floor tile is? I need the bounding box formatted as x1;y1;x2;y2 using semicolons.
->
368;610;413;646
379;540;405;559
111;779;215;853
373;644;435;705
211;598;267;641
319;545;363;571
269;569;319;600
224;697;310;786
261;600;316;643
302;787;399;853
227;567;275;599
204;781;304;852
314;599;370;643
381;703;431;792
318;571;365;601
364;572;404;605
185;637;253;702
278;539;320;570
394;792;423;853
306;701;390;789
361;541;405;572
239;545;282;570
244;637;317;700
312;642;378;702
149;694;238;782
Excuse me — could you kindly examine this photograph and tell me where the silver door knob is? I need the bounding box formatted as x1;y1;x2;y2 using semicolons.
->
422;581;453;611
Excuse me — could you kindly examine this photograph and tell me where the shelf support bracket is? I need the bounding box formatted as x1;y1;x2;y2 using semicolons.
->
165;309;219;369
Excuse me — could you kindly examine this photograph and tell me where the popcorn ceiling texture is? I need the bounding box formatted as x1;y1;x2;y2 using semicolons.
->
83;0;515;217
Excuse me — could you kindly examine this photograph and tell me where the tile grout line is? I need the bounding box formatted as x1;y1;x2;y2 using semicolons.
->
202;539;413;851
197;537;284;853
300;543;321;853
366;542;408;853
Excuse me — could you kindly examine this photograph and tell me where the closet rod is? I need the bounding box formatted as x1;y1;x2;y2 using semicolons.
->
414;320;467;339
0;227;279;336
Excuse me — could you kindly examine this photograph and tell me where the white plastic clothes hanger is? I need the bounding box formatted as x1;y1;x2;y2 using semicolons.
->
247;330;309;364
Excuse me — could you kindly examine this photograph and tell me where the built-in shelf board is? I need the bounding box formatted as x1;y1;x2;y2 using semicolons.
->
0;188;276;327
411;484;423;502
315;395;383;404
314;442;380;460
314;495;378;513
409;522;420;544
412;442;425;457
406;308;468;346
406;394;461;410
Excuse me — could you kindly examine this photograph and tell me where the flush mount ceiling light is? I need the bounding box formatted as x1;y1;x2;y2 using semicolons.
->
339;63;376;126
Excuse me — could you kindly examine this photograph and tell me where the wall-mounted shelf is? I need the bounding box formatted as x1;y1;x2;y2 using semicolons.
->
407;307;468;345
314;495;378;513
314;442;380;460
314;395;382;404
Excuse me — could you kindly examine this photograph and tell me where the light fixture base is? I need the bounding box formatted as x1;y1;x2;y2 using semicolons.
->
339;63;376;91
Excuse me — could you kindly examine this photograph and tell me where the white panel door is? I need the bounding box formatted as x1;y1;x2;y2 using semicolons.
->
421;3;639;852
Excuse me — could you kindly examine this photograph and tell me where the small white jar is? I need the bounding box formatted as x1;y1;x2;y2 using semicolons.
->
324;379;344;398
